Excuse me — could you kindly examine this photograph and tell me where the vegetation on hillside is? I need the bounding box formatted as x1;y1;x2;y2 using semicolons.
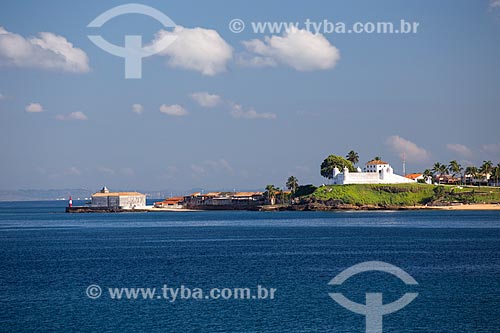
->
310;184;435;206
303;184;500;207
320;155;355;179
425;160;500;186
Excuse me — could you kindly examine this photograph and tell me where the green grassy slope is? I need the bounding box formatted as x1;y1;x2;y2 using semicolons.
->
307;184;500;206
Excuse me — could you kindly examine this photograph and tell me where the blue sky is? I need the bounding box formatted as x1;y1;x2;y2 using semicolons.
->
0;0;499;192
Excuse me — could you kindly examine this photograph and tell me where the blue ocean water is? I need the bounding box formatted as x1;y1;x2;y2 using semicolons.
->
1;200;499;332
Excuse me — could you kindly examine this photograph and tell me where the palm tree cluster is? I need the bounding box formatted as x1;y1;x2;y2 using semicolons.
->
423;160;499;186
265;182;296;205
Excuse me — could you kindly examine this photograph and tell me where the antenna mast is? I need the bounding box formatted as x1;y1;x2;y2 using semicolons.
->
402;152;406;176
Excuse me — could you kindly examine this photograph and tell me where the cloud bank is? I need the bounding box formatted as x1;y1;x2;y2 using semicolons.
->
25;103;44;112
446;143;473;158
229;102;277;120
132;104;144;114
159;104;188;116
386;135;431;162
56;111;88;121
190;91;277;120
189;92;222;108
0;26;90;73
240;28;340;71
153;26;232;76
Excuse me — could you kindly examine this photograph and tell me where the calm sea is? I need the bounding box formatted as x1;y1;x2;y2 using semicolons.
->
1;200;499;332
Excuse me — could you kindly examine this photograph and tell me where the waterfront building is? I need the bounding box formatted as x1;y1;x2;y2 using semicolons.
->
91;187;146;208
331;160;416;185
154;197;184;209
183;191;265;208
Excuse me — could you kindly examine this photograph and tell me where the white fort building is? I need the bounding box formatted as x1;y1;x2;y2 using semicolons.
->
91;186;146;209
331;160;416;185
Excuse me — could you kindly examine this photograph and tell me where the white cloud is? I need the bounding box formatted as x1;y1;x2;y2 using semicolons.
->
132;104;144;114
240;27;340;71
25;102;44;112
229;102;277;120
189;91;276;120
482;143;500;155
189;92;222;108
446;143;473;158
218;159;233;173
490;0;500;9
159;104;188;116
386;135;431;162
0;26;90;73
190;164;206;176
153;26;232;76
205;158;234;174
56;111;88;121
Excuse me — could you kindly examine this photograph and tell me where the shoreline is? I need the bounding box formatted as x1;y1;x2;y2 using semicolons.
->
65;203;500;213
421;203;500;211
290;203;500;211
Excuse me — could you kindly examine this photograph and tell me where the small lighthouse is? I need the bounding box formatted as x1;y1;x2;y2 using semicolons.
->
68;196;73;208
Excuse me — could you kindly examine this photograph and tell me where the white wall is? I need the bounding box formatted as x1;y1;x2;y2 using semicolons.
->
91;195;146;208
118;195;146;208
333;165;416;185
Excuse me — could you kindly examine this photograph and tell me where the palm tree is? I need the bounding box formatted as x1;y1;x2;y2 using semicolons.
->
492;164;500;187
346;151;360;166
480;161;493;185
265;184;277;205
286;176;299;194
464;166;475;186
423;169;433;184
432;162;448;184
449;160;463;184
465;166;479;186
373;156;381;161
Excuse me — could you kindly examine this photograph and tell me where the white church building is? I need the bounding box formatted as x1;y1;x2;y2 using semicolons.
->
331;160;416;185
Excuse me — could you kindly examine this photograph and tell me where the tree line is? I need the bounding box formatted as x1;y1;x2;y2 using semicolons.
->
424;160;500;186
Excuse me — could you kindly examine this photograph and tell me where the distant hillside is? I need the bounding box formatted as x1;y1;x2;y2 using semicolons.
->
0;187;264;201
0;189;92;201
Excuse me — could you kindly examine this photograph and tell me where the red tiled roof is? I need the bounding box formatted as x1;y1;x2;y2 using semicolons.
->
233;192;263;197
405;173;423;180
366;160;389;165
156;197;184;206
92;192;144;197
